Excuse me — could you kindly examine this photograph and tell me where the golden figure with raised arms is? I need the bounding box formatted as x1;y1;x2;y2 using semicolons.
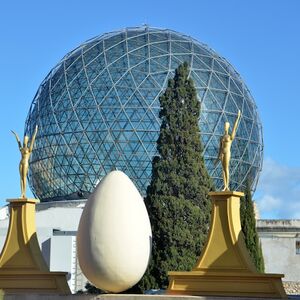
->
217;110;241;191
11;125;38;198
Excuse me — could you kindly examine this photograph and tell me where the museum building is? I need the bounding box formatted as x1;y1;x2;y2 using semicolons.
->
0;26;299;293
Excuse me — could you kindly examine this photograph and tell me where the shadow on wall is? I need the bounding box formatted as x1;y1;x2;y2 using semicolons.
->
41;238;51;267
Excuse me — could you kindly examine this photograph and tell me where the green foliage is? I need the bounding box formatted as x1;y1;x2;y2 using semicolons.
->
240;183;265;273
0;289;4;300
82;282;141;294
138;63;214;291
83;282;104;294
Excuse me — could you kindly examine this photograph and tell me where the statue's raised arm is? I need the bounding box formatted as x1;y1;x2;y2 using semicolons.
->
230;110;241;141
29;126;38;152
11;130;22;150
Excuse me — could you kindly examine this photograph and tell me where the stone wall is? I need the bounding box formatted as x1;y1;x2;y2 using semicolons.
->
283;281;300;295
257;219;300;282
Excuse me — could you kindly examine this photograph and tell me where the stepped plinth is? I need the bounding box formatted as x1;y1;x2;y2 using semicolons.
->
167;191;287;298
0;198;70;294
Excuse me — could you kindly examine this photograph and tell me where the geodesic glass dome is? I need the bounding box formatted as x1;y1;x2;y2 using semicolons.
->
25;26;263;202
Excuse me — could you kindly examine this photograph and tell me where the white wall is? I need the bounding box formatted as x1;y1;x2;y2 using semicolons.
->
260;236;300;281
50;235;77;292
0;201;86;293
257;220;300;282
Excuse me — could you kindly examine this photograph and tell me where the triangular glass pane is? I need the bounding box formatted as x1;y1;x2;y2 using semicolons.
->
212;90;227;109
231;94;243;112
125;91;146;108
65;58;83;83
83;41;104;65
206;112;220;132
230;78;242;95
102;89;120;107
238;118;249;137
171;56;182;69
213;59;228;74
193;44;211;56
242;100;253;118
105;43;125;65
215;114;227;135
191;72;207;88
215;72;229;89
86;67;100;83
225;94;239;114
139;76;160;89
149;32;164;43
127;35;148;51
116;87;135;105
176;41;191;52
196;88;206;103
116;72;135;89
150;44;167;57
129;52;147;67
152;55;170;71
210;73;226;90
203;90;222;110
171;42;190;54
151;73;167;88
76;91;95;108
153;42;169;53
92;85;111;104
193;70;210;86
192;56;210;70
108;65;128;83
104;33;125;49
174;54;191;65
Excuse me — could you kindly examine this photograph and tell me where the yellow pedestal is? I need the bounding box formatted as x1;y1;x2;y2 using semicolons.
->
0;198;70;294
167;191;287;298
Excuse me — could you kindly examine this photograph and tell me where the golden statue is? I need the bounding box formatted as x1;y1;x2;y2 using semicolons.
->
217;111;241;191
11;126;38;198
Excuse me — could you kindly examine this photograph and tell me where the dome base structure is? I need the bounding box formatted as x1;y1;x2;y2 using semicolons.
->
0;198;70;294
167;192;286;298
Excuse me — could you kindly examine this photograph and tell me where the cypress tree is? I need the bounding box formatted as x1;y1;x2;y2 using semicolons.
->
138;63;214;291
240;182;265;273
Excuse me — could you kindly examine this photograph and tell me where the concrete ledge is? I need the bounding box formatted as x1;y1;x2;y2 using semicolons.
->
2;295;300;300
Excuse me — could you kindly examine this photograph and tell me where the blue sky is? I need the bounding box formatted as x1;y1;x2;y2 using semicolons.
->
0;0;300;218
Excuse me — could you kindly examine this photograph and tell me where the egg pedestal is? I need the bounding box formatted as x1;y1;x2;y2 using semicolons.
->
167;191;287;298
0;198;70;294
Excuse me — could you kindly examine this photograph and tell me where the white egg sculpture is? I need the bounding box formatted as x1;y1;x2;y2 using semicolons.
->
77;170;152;293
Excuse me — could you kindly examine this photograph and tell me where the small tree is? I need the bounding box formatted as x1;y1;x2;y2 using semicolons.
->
240;183;265;273
138;63;214;291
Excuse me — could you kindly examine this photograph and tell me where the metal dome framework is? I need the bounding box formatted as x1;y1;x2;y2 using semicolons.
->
25;26;263;202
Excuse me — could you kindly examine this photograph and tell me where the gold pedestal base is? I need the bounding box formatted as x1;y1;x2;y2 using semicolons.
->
168;271;286;298
167;192;287;298
0;198;70;294
0;271;70;294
